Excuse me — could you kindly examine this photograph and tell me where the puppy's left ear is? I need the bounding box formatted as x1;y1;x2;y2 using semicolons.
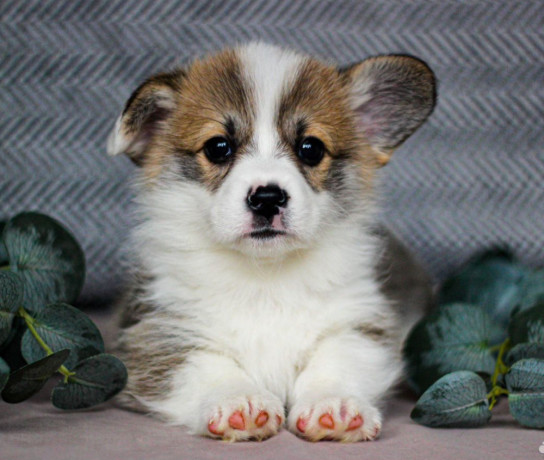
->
107;71;183;165
343;55;436;165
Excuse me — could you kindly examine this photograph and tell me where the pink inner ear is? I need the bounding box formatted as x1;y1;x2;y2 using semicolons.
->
355;98;389;144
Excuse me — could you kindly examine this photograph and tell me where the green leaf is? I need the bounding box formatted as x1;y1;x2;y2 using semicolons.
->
403;303;503;394
0;271;23;313
508;301;544;345
516;270;544;314
504;343;544;367
51;354;128;410
439;251;528;329
0;271;24;346
505;359;544;428
411;371;492;428
0;310;15;348
1;349;70;403
21;303;104;369
0;357;9;392
3;212;85;312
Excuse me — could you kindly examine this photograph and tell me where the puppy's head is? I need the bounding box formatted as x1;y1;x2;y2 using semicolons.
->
109;43;435;258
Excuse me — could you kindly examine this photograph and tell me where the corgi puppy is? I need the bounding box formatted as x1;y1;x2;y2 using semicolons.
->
108;43;436;442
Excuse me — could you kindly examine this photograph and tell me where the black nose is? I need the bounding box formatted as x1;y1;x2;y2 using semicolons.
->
247;184;288;220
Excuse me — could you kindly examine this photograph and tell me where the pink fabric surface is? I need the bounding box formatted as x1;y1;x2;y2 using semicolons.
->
1;311;541;460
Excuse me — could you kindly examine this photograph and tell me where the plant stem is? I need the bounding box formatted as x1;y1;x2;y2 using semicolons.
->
487;338;512;410
488;344;502;353
0;265;10;271
18;307;76;382
487;386;509;410
491;338;511;387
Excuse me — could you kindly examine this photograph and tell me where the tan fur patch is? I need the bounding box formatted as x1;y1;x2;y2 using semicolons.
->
143;49;254;189
277;58;377;191
114;312;192;408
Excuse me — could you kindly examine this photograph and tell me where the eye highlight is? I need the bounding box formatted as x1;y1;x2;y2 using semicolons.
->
297;137;325;166
203;136;234;164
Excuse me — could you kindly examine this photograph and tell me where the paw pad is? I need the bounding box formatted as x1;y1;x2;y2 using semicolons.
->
318;413;335;429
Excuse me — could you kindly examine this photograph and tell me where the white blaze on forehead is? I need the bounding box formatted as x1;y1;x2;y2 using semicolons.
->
238;43;305;159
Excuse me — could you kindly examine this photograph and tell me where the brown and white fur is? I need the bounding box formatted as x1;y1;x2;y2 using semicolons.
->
108;43;436;442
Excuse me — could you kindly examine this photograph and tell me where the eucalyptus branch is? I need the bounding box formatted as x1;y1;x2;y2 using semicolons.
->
17;307;76;382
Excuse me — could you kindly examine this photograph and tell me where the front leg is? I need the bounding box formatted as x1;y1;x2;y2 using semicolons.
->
288;332;401;442
149;351;284;441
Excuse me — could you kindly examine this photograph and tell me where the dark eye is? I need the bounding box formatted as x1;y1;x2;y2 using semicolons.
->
297;137;325;166
204;137;233;164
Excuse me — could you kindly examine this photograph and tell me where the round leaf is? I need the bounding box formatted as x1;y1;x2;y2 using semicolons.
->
0;310;15;348
410;370;491;428
505;358;544;428
504;343;544;367
51;354;127;410
0;271;24;346
21;303;104;369
508;301;544;345
3;212;85;312
1;349;69;403
0;271;24;313
403;303;503;394
439;251;528;328
0;357;9;392
516;270;544;314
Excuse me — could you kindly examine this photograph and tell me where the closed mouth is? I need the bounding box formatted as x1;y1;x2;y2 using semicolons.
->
247;229;287;240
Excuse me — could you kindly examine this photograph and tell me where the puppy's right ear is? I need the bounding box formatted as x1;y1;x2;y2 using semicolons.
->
107;71;183;165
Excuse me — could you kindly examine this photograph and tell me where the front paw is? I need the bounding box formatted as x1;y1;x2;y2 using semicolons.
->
205;393;284;442
288;396;382;442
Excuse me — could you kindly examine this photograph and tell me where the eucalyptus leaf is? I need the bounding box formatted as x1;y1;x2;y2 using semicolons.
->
21;303;104;369
504;343;544;366
403;303;503;394
1;349;70;403
0;271;24;313
3;212;85;312
0;221;7;264
0;310;15;347
0;357;9;392
505;358;544;428
0;272;24;345
516;270;544;315
51;354;127;410
439;251;528;329
411;371;491;428
508;301;544;345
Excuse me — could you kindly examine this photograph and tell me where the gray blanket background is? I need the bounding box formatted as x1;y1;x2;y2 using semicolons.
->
2;0;543;304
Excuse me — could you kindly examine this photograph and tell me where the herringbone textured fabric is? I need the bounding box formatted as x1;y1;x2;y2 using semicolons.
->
1;0;543;302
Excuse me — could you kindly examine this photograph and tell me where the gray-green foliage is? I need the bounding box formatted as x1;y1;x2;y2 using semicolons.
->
52;354;128;409
0;272;23;345
439;251;528;329
403;303;502;394
411;371;491;428
0;212;127;410
1;349;70;403
505;359;544;428
3;212;85;312
21;303;104;369
406;250;544;429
